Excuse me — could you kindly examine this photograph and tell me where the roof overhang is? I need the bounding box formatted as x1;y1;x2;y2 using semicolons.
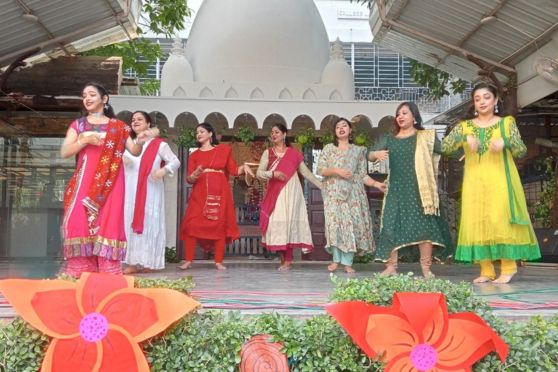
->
368;0;558;108
1;0;142;68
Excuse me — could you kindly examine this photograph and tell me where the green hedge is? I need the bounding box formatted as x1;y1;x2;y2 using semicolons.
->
1;274;557;371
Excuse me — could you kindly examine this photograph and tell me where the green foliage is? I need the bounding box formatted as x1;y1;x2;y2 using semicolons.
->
3;275;558;371
353;131;372;148
165;246;181;263
0;318;49;372
139;78;161;96
409;59;467;100
135;276;195;294
175;127;197;148
236;126;256;144
319;132;335;146
534;156;556;227
295;128;316;149
81;38;162;77
81;0;189;94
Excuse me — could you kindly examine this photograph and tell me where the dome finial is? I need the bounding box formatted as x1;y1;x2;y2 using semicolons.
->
171;36;185;56
331;37;344;61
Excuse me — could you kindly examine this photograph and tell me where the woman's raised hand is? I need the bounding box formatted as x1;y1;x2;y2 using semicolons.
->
466;135;480;153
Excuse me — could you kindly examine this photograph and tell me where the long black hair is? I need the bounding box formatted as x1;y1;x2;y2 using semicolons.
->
463;82;505;120
271;123;290;146
394;101;424;134
129;110;153;139
196;122;219;147
82;82;115;118
332;117;353;146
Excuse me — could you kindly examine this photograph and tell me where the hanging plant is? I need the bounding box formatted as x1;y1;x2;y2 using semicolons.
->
295;128;315;149
319;132;334;146
353;131;372;148
236;126;256;145
174;127;197;148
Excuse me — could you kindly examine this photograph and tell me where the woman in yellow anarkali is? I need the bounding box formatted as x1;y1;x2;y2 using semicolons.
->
442;83;540;284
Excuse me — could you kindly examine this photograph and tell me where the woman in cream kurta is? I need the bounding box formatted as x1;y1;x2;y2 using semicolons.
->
257;126;322;270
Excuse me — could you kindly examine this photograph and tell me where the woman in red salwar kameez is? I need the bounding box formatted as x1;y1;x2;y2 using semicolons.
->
179;123;254;270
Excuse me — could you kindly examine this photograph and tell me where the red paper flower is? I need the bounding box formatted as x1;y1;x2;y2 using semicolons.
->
0;273;200;372
326;292;508;371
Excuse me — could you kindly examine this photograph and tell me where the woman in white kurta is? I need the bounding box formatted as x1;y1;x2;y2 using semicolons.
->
122;111;180;273
257;124;322;270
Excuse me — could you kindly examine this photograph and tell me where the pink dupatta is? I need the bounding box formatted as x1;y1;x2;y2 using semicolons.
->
259;147;304;234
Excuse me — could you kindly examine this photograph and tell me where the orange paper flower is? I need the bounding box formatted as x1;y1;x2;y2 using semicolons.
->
0;273;200;372
326;292;508;371
240;334;289;372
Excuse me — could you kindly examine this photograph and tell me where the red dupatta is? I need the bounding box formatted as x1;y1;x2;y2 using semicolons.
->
259;147;304;234
78;118;129;234
131;138;165;234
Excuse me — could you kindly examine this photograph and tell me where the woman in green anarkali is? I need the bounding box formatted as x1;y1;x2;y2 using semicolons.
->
370;102;453;278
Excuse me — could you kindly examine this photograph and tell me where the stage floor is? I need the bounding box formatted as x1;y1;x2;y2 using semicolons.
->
1;259;557;321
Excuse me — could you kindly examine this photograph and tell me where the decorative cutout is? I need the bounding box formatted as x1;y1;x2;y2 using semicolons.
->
240;334;289;372
173;86;186;96
0;272;200;371
279;88;293;100
225;87;239;98
250;88;264;99
200;87;214;97
326;292;508;371
302;89;316;100
329;90;342;100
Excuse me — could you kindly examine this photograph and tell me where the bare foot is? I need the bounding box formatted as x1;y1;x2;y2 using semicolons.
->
380;266;397;276
278;263;292;271
422;271;435;279
344;266;356;274
178;261;192;270
473;276;493;283
215;263;227;270
327;263;339;272
123;266;138;275
493;273;516;284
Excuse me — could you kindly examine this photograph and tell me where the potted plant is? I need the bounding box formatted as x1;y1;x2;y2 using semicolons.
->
236;126;256;145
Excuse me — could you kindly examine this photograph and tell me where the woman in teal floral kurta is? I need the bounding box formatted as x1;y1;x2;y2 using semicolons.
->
318;118;375;273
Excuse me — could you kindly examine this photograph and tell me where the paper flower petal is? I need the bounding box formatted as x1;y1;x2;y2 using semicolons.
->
384;353;417;372
97;291;158;338
31;289;82;338
0;278;76;338
436;313;509;368
366;313;418;360
78;273;133;314
392;292;447;344
99;329;149;372
101;288;200;342
326;301;379;357
41;336;100;372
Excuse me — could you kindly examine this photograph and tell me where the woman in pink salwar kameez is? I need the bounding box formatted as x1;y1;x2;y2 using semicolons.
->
60;83;156;277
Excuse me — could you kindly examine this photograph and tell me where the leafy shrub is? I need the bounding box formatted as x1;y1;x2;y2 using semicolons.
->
1;275;557;371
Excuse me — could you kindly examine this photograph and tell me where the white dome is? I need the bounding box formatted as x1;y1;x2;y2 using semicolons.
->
321;39;355;100
161;38;194;96
185;0;330;84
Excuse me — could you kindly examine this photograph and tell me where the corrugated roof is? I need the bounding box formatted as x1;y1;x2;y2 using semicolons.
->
1;0;141;67
370;0;558;79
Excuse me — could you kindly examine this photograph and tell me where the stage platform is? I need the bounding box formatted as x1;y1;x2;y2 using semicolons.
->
1;259;557;321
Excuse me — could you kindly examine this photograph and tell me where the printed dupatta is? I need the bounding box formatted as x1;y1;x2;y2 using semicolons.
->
132;138;165;234
259;147;304;234
64;118;130;235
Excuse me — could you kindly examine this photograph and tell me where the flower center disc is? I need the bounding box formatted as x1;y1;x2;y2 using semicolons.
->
79;312;109;342
410;343;438;370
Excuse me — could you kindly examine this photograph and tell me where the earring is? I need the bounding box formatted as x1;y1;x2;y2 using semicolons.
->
104;104;109;110
494;105;499;113
474;110;478;116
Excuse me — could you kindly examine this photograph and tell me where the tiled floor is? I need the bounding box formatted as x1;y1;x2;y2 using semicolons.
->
1;259;557;320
